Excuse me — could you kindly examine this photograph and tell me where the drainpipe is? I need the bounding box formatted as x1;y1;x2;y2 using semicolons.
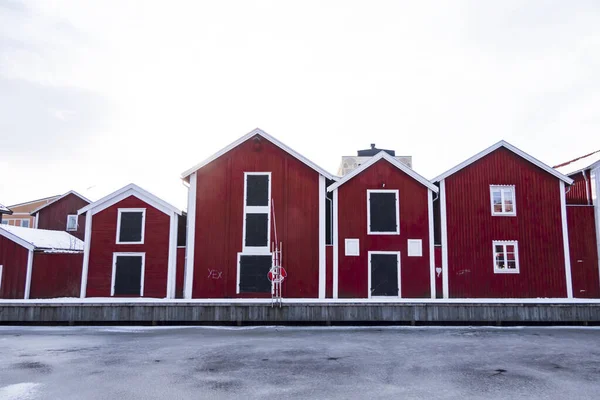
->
583;170;591;205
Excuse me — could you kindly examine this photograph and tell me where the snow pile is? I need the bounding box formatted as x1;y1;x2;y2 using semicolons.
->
555;151;600;176
0;382;41;400
0;225;84;251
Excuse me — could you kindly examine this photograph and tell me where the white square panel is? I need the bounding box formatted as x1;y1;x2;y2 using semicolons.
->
345;239;360;256
407;239;422;257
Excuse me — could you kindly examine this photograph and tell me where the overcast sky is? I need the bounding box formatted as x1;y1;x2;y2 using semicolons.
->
1;1;599;209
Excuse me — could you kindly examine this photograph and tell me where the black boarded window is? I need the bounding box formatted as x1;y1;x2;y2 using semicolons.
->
118;211;144;243
239;255;272;293
368;191;398;233
246;175;269;206
113;255;143;296
245;214;268;247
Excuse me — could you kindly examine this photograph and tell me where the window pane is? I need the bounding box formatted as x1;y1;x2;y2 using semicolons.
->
369;192;397;233
246;175;269;206
0;220;7;225
507;260;517;270
245;213;269;247
67;216;77;231
119;212;144;242
494;245;504;254
492;191;502;212
504;189;514;212
21;220;30;228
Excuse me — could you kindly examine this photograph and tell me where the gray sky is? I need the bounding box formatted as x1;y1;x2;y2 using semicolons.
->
2;1;599;209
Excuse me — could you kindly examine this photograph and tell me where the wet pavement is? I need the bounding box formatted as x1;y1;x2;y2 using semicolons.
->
0;326;599;399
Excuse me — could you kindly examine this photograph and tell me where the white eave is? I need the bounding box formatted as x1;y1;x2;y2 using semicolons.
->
30;190;92;216
180;128;335;181
327;151;439;193
77;183;182;217
431;140;574;185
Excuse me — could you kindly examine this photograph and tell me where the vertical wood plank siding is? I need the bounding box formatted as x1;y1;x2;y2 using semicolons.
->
445;147;568;298
568;206;600;298
565;171;591;205
0;235;29;298
30;253;83;298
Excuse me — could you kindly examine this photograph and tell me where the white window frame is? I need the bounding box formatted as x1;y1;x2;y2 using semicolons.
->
242;172;271;254
116;208;146;245
368;251;401;299
111;252;146;296
367;189;400;235
492;240;520;274
20;219;30;228
490;185;516;216
66;214;78;231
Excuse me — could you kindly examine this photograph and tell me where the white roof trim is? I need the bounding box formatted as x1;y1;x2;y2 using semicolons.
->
8;195;60;209
431;140;574;185
77;183;182;217
181;128;335;180
30;190;91;216
327;151;439;193
0;226;35;250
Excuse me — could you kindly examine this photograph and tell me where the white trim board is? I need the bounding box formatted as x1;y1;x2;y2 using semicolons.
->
180;128;335;181
431;140;574;185
428;190;435;299
115;208;146;245
318;175;326;299
30;190;91;216
367;189;400;235
242;172;271;254
368;251;401;299
184;172;197;299
327;151;438;193
80;211;93;298
560;181;573;298
78;183;182;217
111;252;146;297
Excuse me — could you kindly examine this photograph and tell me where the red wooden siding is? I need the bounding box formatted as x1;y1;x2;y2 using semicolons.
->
565;171;592;205
86;196;170;298
336;159;431;298
0;235;29;299
435;245;443;298
444;147;567;298
192;135;320;298
567;206;600;298
326;245;333;298
176;247;185;298
30;252;83;298
36;193;89;240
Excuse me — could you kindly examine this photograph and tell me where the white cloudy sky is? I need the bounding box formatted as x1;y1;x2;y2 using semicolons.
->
1;1;599;209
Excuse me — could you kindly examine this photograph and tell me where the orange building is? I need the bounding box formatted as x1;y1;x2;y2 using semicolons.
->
1;196;60;228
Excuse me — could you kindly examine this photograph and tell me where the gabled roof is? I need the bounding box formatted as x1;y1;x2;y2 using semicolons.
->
327;151;439;193
77;183;182;216
181;128;335;181
0;225;84;252
0;203;12;215
8;194;60;208
431;140;574;185
30;190;91;216
554;150;600;176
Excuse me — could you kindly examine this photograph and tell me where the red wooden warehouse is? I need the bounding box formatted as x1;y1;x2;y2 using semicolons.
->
0;225;83;299
432;141;575;299
78;184;182;299
181;128;335;299
30;190;91;240
328;151;439;299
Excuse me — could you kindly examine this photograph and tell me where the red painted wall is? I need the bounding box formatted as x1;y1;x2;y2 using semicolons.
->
565;171;592;205
435;245;443;298
0;235;29;299
176;247;185;298
86;195;171;298
30;252;83;298
326;245;333;298
36;193;89;240
568;206;600;298
444;147;568;298
192;135;321;298
336;159;432;298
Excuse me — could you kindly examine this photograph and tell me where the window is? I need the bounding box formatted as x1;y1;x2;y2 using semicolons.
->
237;254;272;293
116;209;146;244
407;239;422;257
21;219;30;228
1;220;7;225
66;215;78;231
112;253;145;296
493;241;519;273
243;173;271;252
490;186;516;216
367;190;399;235
345;239;360;256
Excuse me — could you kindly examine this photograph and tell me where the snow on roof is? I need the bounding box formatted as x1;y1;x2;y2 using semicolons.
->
0;225;84;252
0;203;11;214
554;150;600;176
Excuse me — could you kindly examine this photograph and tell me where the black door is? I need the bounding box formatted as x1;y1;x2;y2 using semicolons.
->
114;255;143;296
370;253;399;297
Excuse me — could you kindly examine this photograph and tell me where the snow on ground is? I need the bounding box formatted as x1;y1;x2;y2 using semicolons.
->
0;382;41;400
0;225;83;251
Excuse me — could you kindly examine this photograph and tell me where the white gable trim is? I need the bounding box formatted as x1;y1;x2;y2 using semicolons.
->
180;128;335;180
327;151;438;193
431;140;574;185
30;190;91;216
0;227;35;251
77;184;182;217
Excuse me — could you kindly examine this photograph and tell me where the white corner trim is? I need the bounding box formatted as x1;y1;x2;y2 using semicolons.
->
166;211;178;299
367;189;400;235
560;181;573;298
367;251;401;299
80;211;92;298
111;252;146;297
440;179;449;299
318;175;326;299
115;208;146;245
333;189;339;299
428;190;435;299
184;172;197;299
24;249;34;299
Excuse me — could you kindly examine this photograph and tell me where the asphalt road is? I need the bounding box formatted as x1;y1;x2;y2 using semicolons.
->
0;326;599;399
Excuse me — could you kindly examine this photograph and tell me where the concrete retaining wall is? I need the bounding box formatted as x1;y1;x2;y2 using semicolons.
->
1;303;600;324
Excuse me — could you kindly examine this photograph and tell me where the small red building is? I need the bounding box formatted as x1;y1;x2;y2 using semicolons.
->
181;128;335;299
78;184;182;299
0;225;83;299
328;151;439;299
30;190;91;240
432;141;574;299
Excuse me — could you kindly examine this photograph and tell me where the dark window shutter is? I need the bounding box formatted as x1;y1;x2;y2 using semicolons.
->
245;213;268;247
246;175;269;206
114;256;143;295
369;192;397;232
239;255;272;293
119;212;144;242
370;254;399;296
